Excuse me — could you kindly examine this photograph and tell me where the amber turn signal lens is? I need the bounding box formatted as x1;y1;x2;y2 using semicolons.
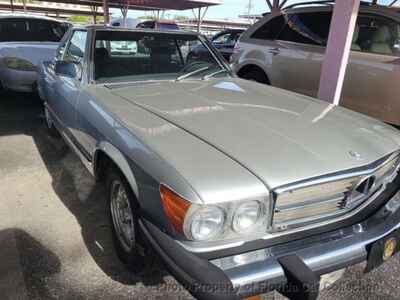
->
244;296;262;300
160;184;191;233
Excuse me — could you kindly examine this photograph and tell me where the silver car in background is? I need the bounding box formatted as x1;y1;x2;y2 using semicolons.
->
0;14;69;92
232;2;400;126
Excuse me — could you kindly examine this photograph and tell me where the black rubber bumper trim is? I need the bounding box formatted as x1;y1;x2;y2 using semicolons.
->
278;255;320;300
139;219;240;300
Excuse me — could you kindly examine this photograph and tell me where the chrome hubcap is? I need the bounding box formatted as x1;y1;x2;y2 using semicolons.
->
110;180;135;252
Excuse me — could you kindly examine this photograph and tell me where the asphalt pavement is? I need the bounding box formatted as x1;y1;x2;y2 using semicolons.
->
0;91;399;300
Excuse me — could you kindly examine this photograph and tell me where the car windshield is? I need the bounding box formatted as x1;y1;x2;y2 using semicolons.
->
0;18;69;42
94;30;230;83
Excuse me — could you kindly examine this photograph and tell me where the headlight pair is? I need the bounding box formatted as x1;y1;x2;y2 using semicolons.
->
160;184;268;242
4;57;36;72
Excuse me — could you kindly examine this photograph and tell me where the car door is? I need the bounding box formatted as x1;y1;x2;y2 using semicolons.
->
342;13;400;125
53;30;88;138
41;29;72;102
269;11;332;97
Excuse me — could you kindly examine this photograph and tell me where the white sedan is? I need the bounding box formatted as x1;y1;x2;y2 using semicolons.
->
0;14;69;93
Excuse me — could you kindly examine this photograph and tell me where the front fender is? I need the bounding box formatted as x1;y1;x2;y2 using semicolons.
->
94;141;139;199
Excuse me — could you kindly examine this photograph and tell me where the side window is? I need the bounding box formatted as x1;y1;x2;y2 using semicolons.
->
64;31;87;63
278;12;332;46
356;14;400;56
0;19;28;42
231;32;242;43
251;15;286;40
213;33;231;44
28;20;68;42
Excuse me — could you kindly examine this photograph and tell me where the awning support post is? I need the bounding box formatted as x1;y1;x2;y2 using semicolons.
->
120;0;129;27
90;5;98;24
266;0;281;15
103;0;110;25
317;0;361;105
279;0;289;9
272;0;280;14
197;8;202;32
195;6;208;33
10;0;14;12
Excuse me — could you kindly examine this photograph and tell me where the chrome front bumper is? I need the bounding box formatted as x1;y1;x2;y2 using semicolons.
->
212;190;400;296
141;188;400;300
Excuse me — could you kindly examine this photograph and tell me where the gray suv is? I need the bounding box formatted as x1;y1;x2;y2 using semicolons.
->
232;2;400;125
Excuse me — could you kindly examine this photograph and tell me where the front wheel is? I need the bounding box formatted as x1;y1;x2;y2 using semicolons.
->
107;168;150;273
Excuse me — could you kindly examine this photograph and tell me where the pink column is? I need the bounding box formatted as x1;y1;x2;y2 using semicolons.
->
317;0;361;105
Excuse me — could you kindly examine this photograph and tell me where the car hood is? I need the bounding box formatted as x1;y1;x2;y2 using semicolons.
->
0;42;58;66
109;78;400;189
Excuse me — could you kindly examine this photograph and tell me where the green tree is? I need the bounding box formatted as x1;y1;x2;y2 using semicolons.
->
174;15;189;22
67;15;103;24
138;15;155;20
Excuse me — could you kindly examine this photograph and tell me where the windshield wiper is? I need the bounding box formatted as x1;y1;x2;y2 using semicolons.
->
176;66;211;81
202;69;229;80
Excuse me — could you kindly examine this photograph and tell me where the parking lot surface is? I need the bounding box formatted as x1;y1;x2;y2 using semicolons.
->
0;91;399;300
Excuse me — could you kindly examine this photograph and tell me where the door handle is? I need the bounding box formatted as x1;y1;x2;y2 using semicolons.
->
269;48;280;55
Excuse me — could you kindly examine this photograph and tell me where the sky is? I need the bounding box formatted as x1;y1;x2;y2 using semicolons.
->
120;0;399;20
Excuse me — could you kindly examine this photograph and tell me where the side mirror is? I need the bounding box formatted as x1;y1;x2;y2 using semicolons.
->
55;61;82;79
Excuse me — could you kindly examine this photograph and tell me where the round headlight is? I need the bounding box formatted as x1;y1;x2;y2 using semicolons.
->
186;206;225;241
232;201;262;232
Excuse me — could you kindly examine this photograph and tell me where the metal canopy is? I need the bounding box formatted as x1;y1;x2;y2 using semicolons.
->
31;0;222;9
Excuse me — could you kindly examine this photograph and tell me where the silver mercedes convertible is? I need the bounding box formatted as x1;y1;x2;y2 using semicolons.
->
38;25;400;300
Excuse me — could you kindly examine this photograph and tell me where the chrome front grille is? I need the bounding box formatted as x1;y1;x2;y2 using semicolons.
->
272;153;400;231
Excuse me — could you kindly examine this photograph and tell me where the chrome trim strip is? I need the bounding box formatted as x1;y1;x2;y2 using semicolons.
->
275;194;343;212
60;130;94;176
177;240;246;253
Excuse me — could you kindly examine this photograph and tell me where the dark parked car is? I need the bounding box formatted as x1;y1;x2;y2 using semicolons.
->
137;20;180;30
189;29;244;62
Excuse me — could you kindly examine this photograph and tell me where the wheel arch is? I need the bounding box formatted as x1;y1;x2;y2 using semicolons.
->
93;141;139;199
237;64;270;84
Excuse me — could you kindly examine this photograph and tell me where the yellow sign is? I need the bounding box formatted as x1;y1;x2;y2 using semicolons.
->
383;238;397;261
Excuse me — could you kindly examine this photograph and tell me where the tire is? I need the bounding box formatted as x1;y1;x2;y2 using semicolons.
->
44;106;61;138
107;167;150;273
240;69;270;85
